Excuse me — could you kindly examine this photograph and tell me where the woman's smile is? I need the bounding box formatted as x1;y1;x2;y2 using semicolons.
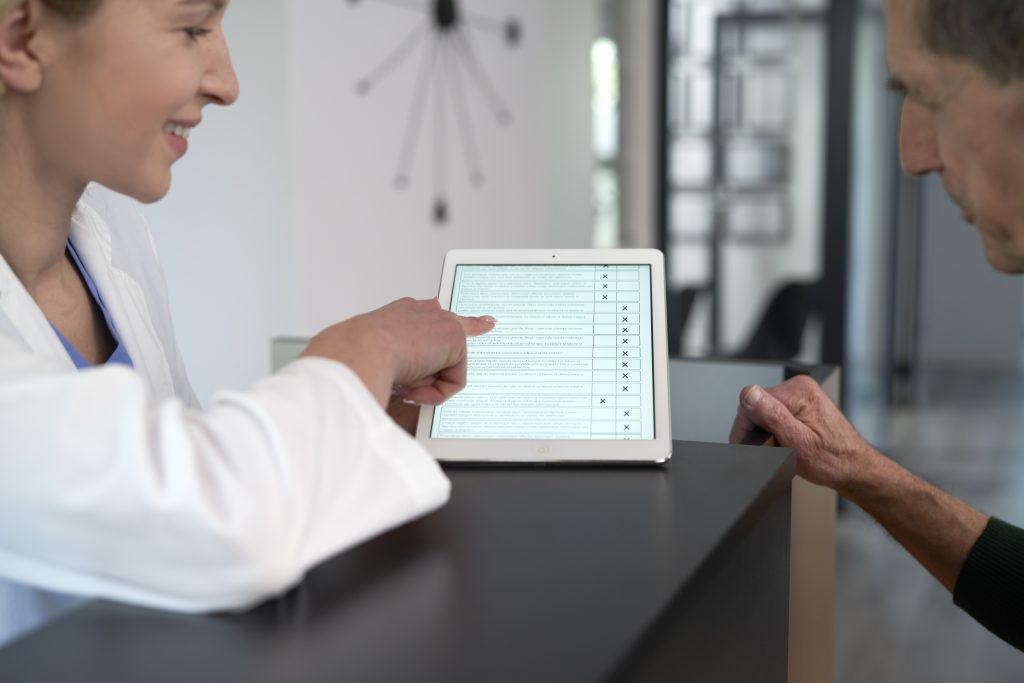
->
162;120;197;158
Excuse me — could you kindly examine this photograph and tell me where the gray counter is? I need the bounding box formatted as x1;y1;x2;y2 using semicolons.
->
0;359;837;682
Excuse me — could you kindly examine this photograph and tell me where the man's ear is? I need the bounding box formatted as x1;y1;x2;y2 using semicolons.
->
0;1;46;94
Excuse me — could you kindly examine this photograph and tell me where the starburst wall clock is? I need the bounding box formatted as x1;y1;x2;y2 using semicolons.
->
347;0;523;225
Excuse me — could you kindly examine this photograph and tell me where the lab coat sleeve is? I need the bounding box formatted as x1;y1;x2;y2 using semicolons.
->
0;343;450;612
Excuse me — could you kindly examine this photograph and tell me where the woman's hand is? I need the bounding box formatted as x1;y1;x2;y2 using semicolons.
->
387;394;421;436
300;298;496;408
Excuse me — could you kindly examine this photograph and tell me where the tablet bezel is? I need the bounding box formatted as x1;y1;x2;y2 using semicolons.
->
415;249;672;464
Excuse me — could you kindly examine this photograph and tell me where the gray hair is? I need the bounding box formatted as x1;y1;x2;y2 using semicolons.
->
0;0;19;17
919;0;1024;83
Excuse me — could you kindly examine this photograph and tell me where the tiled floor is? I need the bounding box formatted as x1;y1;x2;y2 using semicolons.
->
839;368;1024;681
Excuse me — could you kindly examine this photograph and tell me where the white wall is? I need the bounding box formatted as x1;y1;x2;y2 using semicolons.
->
142;1;596;402
141;3;291;404
284;0;595;333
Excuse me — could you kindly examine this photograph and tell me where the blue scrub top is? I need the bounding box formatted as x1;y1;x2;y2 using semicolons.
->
49;240;134;370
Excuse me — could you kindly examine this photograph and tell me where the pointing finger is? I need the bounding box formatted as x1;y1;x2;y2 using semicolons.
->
457;314;497;337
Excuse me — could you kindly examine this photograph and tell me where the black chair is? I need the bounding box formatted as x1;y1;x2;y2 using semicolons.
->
667;286;704;357
736;281;820;361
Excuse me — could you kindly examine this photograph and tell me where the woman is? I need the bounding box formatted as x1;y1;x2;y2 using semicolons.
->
0;0;494;645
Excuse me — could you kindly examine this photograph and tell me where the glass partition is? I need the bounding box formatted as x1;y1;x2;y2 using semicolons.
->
663;0;833;365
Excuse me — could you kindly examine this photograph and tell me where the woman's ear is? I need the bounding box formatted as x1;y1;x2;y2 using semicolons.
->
0;1;45;95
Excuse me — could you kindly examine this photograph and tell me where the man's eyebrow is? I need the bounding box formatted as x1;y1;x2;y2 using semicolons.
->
887;76;908;94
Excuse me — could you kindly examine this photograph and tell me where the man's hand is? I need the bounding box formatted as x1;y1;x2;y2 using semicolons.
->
729;375;879;495
730;374;988;592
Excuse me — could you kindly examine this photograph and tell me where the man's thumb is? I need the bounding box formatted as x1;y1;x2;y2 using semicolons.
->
740;385;809;448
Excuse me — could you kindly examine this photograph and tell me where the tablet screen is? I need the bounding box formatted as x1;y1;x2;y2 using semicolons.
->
431;264;655;440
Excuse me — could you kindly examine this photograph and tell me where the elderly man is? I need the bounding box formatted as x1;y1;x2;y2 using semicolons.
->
731;0;1024;650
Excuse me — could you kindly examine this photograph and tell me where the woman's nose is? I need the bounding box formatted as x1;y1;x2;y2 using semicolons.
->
202;33;240;107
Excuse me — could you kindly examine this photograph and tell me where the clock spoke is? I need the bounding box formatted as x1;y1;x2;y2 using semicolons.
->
350;0;426;14
395;37;439;189
452;31;512;125
449;36;485;187
355;20;428;94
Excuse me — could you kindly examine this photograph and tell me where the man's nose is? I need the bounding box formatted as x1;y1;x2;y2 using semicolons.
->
898;99;942;176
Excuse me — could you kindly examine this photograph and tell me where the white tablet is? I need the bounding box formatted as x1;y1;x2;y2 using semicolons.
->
416;249;672;464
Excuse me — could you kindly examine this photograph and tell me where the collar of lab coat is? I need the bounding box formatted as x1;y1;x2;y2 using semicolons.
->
0;194;177;398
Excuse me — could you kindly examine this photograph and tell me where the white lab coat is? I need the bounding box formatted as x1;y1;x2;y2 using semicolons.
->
0;185;450;646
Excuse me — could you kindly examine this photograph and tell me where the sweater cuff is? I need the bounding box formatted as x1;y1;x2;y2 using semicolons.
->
953;517;1024;650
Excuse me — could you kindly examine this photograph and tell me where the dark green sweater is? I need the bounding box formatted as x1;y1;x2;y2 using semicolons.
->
954;517;1024;650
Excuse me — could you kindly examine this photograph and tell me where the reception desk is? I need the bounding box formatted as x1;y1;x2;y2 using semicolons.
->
0;359;838;682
